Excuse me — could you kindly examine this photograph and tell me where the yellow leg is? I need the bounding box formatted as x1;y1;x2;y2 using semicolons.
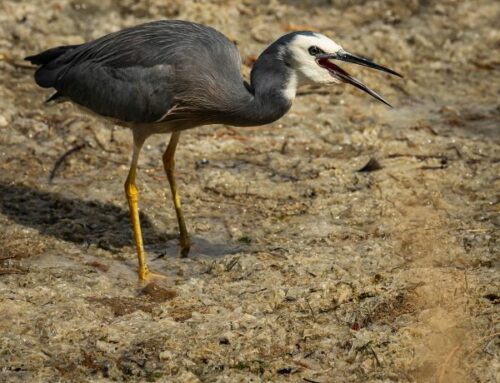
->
163;132;191;257
124;139;149;280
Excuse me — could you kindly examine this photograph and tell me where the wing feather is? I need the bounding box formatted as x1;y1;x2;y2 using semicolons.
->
30;20;245;124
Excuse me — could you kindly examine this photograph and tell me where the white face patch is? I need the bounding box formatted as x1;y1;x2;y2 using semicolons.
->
282;71;298;101
287;33;344;86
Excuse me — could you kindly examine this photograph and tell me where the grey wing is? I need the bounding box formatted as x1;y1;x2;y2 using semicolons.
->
29;20;245;124
57;62;175;123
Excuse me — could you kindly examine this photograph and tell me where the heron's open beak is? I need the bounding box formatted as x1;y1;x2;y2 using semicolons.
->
317;50;402;108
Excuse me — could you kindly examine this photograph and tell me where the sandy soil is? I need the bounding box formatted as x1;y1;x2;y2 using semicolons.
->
0;0;499;382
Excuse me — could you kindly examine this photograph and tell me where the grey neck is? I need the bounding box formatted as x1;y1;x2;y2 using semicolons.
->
220;47;296;127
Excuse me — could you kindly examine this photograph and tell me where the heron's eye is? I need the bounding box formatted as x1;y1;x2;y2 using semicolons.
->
308;46;324;56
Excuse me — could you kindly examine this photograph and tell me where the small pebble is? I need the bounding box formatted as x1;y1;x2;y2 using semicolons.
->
0;115;8;127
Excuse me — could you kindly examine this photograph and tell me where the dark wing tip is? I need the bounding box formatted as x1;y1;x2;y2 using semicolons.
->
24;55;37;64
24;44;80;65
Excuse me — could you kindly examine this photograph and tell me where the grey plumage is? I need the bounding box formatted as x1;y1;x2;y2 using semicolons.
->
26;20;295;131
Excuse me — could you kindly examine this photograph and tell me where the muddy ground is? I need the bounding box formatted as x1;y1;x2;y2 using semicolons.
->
0;0;499;382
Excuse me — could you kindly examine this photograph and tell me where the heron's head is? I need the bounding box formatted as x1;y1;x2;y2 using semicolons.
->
282;32;402;106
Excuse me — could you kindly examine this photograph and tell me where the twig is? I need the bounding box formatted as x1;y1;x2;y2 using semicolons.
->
368;344;382;367
48;143;87;184
387;153;447;161
465;332;500;359
225;256;240;272
463;269;469;314
238;288;267;297
0;267;27;275
306;299;316;320
438;345;461;383
420;165;447;170
203;186;273;201
303;378;321;383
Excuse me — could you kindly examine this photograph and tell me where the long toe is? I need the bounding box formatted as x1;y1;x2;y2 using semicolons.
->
180;243;191;258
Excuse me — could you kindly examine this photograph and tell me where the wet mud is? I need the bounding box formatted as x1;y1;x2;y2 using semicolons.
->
0;1;499;382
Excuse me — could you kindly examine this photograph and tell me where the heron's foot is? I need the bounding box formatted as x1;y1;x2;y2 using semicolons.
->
138;266;168;282
180;236;191;258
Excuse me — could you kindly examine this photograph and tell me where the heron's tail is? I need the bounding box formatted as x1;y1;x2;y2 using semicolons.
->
25;44;81;88
25;44;80;65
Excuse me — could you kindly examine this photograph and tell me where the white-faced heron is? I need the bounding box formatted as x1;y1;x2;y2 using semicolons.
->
26;20;401;280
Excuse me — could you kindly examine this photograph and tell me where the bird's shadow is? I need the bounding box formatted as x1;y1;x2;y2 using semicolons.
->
0;182;241;257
